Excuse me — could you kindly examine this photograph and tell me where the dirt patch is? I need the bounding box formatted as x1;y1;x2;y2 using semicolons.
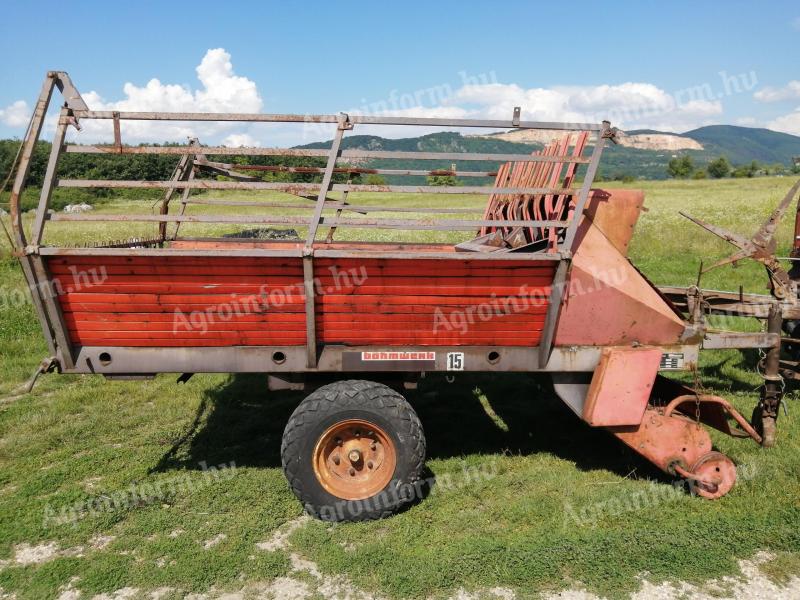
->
451;589;515;600
542;552;800;600
13;541;60;565
202;534;227;550
90;535;115;550
256;515;310;552
91;587;140;600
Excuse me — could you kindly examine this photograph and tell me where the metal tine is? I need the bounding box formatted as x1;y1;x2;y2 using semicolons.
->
528;142;555;242
548;131;590;250
543;135;573;250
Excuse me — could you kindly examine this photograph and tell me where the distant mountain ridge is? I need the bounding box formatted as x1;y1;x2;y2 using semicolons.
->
682;125;800;165
296;125;800;181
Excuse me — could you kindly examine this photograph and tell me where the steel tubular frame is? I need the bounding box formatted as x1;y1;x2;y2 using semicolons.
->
8;71;613;373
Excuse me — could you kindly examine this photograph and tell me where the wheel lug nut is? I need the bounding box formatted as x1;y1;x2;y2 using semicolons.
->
367;461;374;469
332;455;340;465
370;442;377;451
348;449;361;463
335;437;343;446
349;468;356;476
355;430;361;438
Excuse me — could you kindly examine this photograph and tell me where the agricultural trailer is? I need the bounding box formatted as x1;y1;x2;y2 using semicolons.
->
3;71;792;522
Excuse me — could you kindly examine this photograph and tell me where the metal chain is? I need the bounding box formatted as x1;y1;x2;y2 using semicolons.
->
690;363;703;423
688;298;713;423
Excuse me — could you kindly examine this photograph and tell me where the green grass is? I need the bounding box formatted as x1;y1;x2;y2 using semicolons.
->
1;177;800;598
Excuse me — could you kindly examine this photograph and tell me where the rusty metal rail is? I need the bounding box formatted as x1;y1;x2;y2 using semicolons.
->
8;72;613;263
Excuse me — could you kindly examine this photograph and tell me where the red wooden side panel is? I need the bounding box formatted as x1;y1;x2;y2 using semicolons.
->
314;258;554;346
47;255;555;348
49;256;307;348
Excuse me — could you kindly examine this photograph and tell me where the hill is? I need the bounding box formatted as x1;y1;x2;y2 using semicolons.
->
299;132;542;183
682;125;800;165
298;125;800;181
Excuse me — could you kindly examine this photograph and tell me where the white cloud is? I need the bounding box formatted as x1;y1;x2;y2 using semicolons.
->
301;81;724;142
46;48;724;146
754;80;800;102
768;108;800;136
0;100;31;128
222;133;261;147
447;81;722;132
71;48;262;144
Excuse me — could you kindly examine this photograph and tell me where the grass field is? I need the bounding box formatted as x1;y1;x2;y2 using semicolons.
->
1;177;800;598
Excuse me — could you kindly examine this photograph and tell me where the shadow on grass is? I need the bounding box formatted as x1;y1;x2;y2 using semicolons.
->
151;372;665;484
700;349;764;393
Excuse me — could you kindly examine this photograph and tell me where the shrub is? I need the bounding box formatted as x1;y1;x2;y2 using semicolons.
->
706;156;731;178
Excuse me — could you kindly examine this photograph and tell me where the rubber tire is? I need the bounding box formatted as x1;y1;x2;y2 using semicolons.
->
281;380;426;522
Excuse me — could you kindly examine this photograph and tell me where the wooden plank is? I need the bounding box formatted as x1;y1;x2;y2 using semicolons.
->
70;334;539;346
48;260;555;277
61;302;549;315
65;313;548;329
51;273;555;287
58;284;556;296
65;312;309;323
48;265;305;277
47;255;556;270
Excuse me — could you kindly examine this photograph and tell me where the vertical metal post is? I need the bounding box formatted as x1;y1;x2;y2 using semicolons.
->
302;116;350;368
303;257;317;368
171;169;196;240
29;256;76;369
30;109;69;246
159;151;194;241
325;188;348;243
538;260;569;366
760;302;783;447
560;122;609;251
24;107;76;369
112;112;122;151
304;116;349;250
8;74;59;357
9;74;57;248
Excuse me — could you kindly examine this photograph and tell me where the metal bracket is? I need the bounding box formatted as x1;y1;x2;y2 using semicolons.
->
601;121;620;144
512;107;521;127
338;113;353;130
65;114;82;132
51;71;89;111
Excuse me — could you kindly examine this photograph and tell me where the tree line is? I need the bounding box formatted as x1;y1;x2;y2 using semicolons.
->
0;139;369;185
666;154;800;180
0;139;363;210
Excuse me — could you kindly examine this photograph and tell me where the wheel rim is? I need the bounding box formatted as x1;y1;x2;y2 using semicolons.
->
690;451;737;500
312;419;397;500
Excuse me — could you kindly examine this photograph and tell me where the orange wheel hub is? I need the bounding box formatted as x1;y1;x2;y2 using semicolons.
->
690;451;737;499
312;419;397;500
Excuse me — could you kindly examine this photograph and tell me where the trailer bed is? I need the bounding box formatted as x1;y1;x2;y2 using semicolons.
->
50;247;556;348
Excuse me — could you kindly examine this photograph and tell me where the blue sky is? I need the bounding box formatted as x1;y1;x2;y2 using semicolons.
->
1;0;799;145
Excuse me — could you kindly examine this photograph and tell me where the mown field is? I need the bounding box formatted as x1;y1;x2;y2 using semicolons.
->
1;177;800;599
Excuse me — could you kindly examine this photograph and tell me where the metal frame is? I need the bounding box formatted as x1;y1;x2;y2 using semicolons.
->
67;344;700;376
9;72;615;374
